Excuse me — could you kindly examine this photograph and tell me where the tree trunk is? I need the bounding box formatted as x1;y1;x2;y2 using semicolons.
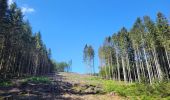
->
121;55;127;83
164;45;170;70
153;47;163;81
135;47;141;83
116;53;120;81
143;46;152;84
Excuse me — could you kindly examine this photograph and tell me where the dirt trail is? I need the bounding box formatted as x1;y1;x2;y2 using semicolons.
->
0;72;124;100
55;72;123;100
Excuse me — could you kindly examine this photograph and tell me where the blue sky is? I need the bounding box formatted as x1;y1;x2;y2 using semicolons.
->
13;0;170;74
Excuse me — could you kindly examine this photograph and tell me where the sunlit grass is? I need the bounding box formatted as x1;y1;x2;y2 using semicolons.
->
71;74;170;99
23;76;51;84
101;80;170;99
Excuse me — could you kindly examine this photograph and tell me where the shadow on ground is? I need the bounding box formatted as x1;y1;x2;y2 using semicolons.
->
0;73;101;100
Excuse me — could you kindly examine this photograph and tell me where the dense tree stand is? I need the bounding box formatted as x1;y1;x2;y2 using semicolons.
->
0;0;55;80
98;13;170;84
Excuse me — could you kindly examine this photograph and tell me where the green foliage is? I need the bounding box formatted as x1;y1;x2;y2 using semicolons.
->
25;76;51;84
99;11;170;85
102;80;170;99
99;65;116;79
0;81;13;87
83;44;95;74
99;66;110;78
0;1;56;78
53;61;71;72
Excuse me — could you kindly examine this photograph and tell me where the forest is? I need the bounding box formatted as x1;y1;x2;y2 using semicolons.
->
0;0;170;99
0;1;53;78
0;1;71;80
98;13;170;84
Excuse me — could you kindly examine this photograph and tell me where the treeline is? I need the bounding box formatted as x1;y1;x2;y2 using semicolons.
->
53;60;72;72
0;1;55;79
99;12;170;84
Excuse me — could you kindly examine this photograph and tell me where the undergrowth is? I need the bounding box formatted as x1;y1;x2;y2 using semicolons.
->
0;81;13;87
88;76;170;99
24;76;51;84
103;80;170;99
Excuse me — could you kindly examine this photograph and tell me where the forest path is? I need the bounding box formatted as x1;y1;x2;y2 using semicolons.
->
55;72;123;100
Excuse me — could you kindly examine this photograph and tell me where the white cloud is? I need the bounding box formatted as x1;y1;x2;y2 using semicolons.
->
8;0;14;5
21;7;35;14
8;0;35;14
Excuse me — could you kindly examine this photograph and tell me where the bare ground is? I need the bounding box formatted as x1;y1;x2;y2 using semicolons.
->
0;72;125;100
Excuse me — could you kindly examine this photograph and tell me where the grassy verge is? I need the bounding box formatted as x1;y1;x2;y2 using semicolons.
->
87;77;170;99
25;76;51;84
0;76;51;87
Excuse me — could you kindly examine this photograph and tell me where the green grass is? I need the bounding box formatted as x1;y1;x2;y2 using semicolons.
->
0;76;51;87
24;76;51;84
102;80;170;99
0;81;13;87
84;76;170;99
